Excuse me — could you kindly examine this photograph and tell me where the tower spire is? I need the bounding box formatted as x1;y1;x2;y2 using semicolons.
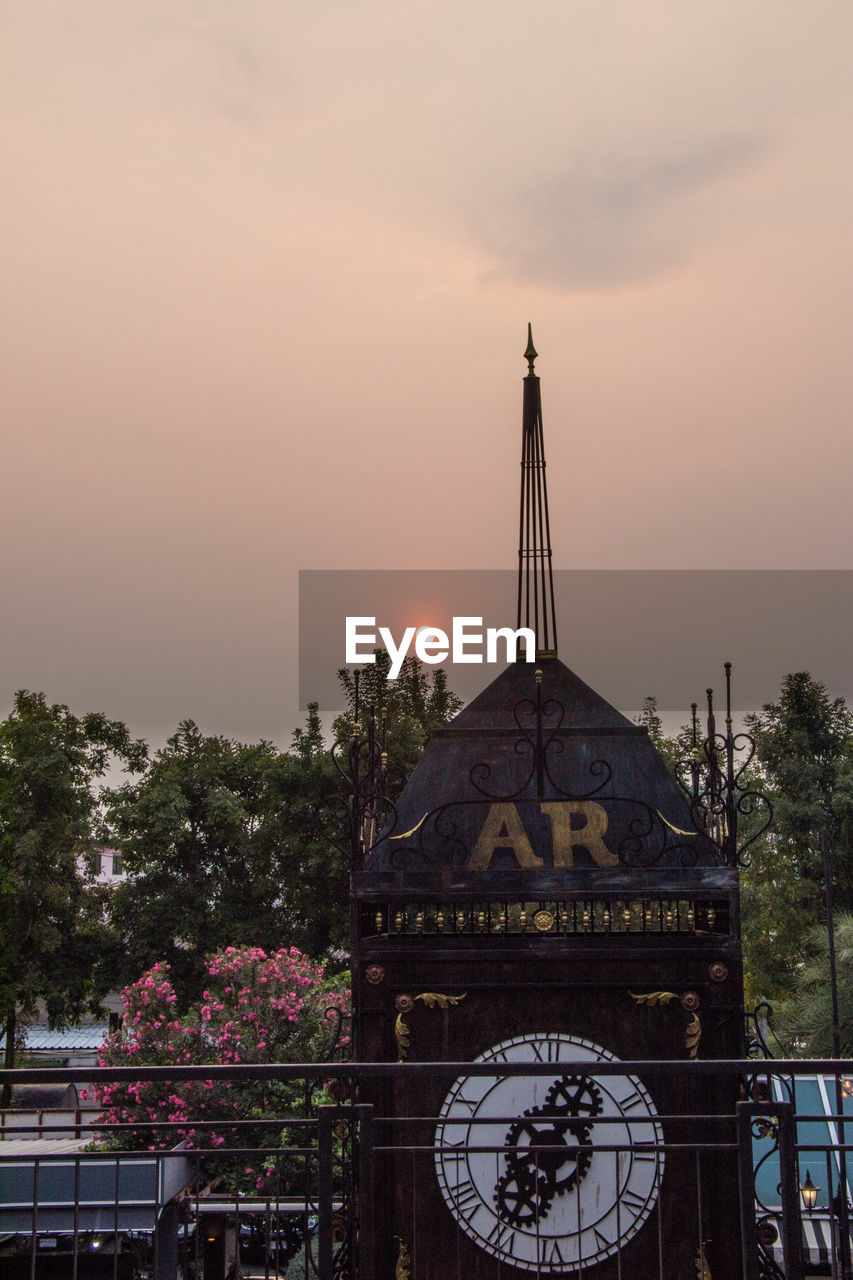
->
516;324;558;657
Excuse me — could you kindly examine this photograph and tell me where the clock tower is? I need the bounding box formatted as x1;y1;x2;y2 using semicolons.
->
351;331;748;1279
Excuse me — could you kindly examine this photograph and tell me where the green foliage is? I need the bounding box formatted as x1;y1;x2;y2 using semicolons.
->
104;662;462;1008
746;672;853;890
290;701;326;762
773;912;853;1056
29;666;853;1039
268;714;348;960
0;691;146;1082
741;673;853;1006
634;696;681;772
635;695;664;743
285;1239;317;1279
105;721;345;1006
740;837;823;1009
334;652;463;799
632;677;853;1010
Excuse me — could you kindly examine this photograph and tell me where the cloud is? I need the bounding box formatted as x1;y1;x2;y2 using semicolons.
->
476;134;765;291
5;1;284;130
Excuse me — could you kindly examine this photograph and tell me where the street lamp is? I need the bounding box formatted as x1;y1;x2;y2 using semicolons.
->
801;1170;819;1214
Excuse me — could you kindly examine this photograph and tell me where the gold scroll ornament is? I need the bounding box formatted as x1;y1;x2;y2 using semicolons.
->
393;1237;411;1280
394;992;466;1061
630;990;702;1059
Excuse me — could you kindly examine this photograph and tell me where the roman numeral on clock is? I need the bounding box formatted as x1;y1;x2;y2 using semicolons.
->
442;1148;466;1174
594;1227;614;1252
538;1238;566;1265
620;1189;647;1213
486;1220;516;1255
453;1092;479;1114
452;1179;480;1222
530;1036;561;1062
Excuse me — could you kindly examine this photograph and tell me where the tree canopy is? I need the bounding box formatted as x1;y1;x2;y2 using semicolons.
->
633;695;681;772
104;719;348;1005
634;675;853;1016
773;912;853;1056
740;672;853;1007
0;691;146;1090
6;665;853;1057
334;652;463;798
104;660;462;1007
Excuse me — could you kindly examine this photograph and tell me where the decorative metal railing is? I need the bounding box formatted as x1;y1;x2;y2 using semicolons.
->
1;1059;851;1280
363;896;727;938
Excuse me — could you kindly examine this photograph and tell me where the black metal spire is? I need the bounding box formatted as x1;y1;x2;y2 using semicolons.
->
516;324;558;657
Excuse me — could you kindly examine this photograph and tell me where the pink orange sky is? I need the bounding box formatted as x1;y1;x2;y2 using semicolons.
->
2;1;852;746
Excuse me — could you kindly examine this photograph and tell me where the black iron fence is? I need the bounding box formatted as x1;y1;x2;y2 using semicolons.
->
1;1060;851;1280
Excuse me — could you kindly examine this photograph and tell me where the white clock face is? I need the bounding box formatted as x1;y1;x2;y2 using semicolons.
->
434;1033;664;1273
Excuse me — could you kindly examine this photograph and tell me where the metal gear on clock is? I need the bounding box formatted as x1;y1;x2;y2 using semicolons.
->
493;1164;551;1228
494;1072;603;1227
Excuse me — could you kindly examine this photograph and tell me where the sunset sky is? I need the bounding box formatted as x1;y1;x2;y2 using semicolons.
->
3;1;852;747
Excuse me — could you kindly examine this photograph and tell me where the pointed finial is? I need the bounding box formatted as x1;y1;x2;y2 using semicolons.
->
524;323;537;375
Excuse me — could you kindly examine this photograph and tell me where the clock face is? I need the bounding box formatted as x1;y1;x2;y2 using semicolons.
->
434;1033;664;1273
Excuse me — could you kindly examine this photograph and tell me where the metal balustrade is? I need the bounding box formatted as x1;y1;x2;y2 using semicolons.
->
0;1060;850;1279
364;897;727;938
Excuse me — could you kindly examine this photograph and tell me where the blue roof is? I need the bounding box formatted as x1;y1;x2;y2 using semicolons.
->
754;1074;853;1211
0;1025;109;1052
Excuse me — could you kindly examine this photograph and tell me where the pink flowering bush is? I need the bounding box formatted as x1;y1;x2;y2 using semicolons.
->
95;946;349;1172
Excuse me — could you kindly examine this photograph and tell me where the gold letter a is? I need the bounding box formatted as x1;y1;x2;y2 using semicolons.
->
468;803;543;870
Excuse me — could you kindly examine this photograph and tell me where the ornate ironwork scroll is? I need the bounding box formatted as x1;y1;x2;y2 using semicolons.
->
466;674;707;868
361;666;772;872
468;671;611;803
322;1002;352;1063
675;663;772;867
745;1000;783;1061
325;674;400;867
381;671;718;870
750;1114;786;1280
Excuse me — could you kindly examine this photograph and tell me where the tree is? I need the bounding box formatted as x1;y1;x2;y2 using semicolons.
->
95;945;349;1171
267;708;349;960
0;691;146;1095
105;722;345;1005
106;663;463;1008
741;672;853;1006
334;653;463;799
774;912;853;1056
633;696;683;773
